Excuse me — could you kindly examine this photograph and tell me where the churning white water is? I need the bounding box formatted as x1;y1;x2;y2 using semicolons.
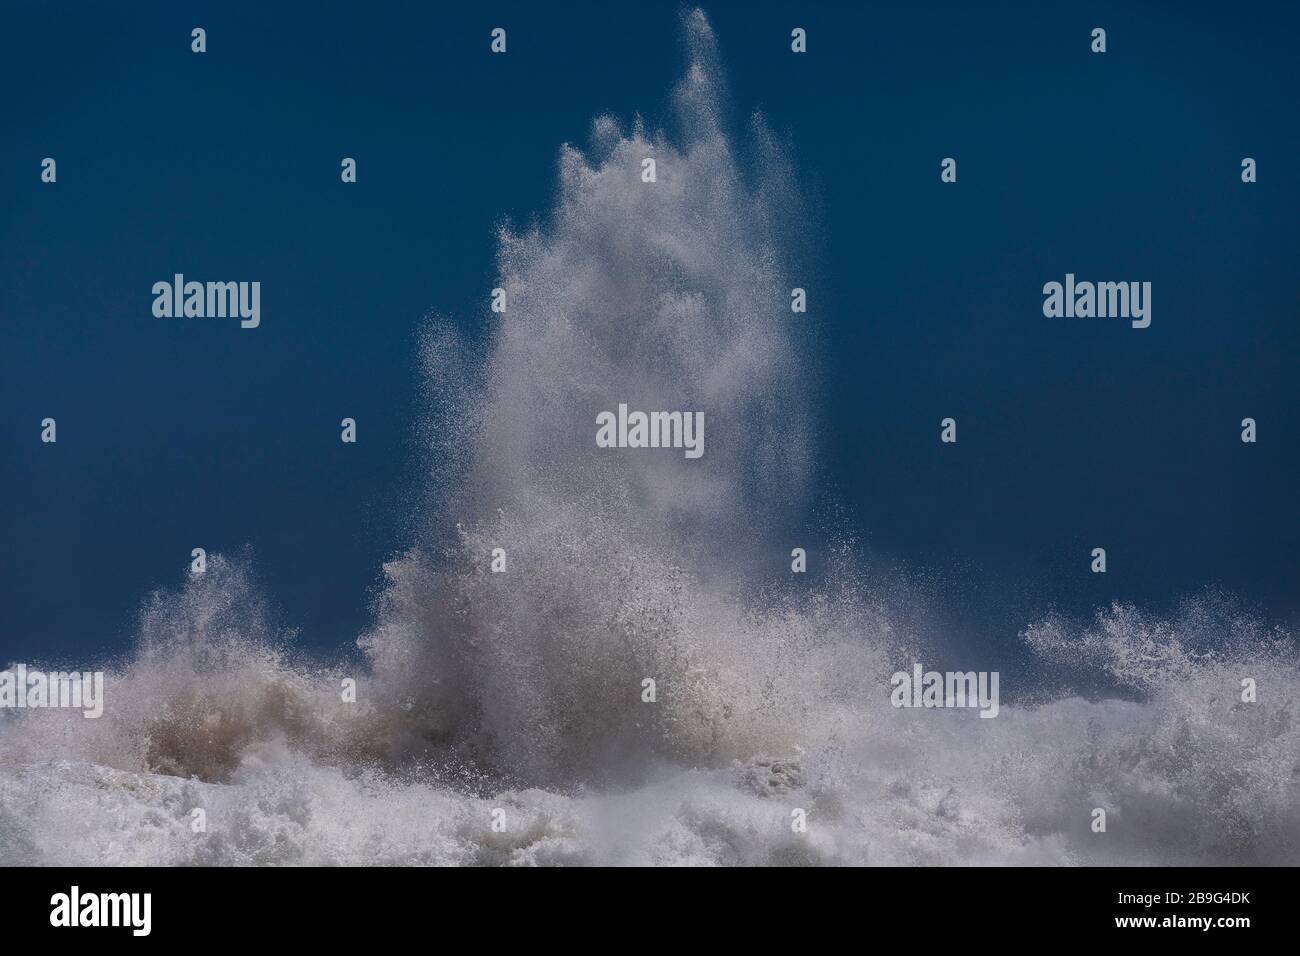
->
2;9;1296;866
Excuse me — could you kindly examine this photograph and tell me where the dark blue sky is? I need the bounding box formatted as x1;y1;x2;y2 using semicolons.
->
2;1;1296;664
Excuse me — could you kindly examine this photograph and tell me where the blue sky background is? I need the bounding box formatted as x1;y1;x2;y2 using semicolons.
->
2;0;1296;666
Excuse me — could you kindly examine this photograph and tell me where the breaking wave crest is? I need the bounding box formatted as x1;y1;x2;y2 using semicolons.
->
2;9;1296;866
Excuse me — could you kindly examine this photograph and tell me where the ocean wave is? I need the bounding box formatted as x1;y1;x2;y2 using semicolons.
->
1;8;1295;866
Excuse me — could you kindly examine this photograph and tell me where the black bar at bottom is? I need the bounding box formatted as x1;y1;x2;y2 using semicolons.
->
0;866;1282;940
